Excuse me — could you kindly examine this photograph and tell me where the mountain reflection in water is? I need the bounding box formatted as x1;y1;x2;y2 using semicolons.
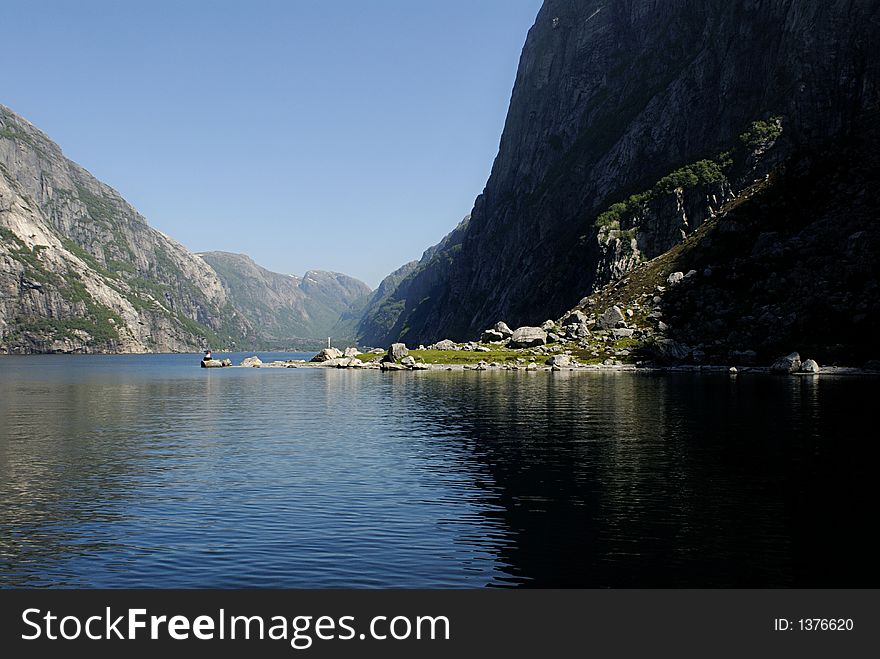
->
0;354;876;587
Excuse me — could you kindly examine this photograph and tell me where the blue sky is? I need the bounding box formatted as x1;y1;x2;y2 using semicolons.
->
1;0;542;287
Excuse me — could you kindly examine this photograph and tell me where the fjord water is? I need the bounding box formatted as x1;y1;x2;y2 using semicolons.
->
1;354;876;588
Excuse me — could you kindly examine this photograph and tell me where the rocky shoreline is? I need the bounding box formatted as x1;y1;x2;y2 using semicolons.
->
212;343;879;377
219;358;880;377
201;285;879;377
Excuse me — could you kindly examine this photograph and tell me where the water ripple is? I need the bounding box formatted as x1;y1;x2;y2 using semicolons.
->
1;354;878;587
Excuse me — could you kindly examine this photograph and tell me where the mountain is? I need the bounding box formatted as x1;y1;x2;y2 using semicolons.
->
355;215;469;346
0;104;254;353
0;105;370;353
362;0;880;346
199;251;370;348
554;112;880;367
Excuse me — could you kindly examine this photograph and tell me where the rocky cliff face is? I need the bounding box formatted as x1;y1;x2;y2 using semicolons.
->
555;113;880;367
356;215;469;346
1;105;252;353
652;115;880;366
199;251;370;348
1;105;371;353
365;0;880;346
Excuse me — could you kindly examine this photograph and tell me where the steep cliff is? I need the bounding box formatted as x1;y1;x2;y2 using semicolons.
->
199;251;370;348
1;105;252;353
1;105;371;353
367;0;880;345
558;113;880;366
356;215;469;346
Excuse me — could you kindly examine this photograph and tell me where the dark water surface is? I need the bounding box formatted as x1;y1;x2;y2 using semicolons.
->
1;353;877;587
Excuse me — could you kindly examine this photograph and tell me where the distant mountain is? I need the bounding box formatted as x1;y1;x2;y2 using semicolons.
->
0;105;370;353
199;251;370;348
363;0;880;346
355;215;469;346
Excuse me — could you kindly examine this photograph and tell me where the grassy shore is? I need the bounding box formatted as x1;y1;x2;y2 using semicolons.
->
356;337;646;366
358;348;522;364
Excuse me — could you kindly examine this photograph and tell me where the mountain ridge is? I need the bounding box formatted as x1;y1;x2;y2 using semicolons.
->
199;251;370;348
1;104;370;353
360;0;880;346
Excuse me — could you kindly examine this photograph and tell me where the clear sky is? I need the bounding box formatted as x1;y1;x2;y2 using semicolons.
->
1;0;542;288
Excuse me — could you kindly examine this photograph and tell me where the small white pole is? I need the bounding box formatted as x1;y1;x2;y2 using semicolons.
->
327;337;331;348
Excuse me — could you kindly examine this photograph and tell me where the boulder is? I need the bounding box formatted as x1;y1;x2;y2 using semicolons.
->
380;361;407;371
667;272;685;286
770;352;801;374
430;339;457;350
611;328;634;339
200;359;225;368
220;359;232;367
801;359;820;374
540;319;556;331
343;347;360;358
240;355;263;367
653;339;691;362
546;354;572;367
494;321;514;338
400;356;416;367
311;348;343;363
561;310;588;326
564;322;590;339
597;306;626;330
385;343;409;363
330;357;364;368
481;329;505;343
509;326;548;348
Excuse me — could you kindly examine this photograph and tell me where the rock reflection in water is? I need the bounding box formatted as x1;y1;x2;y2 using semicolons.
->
1;355;877;587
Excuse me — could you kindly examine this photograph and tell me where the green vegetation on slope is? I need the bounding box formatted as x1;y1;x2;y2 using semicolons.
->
594;117;782;232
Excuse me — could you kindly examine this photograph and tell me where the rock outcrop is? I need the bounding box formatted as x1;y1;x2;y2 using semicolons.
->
509;326;547;348
481;329;505;343
1;105;251;353
311;347;343;363
771;352;802;374
0;105;372;354
493;321;513;338
801;359;820;374
385;343;409;363
201;359;229;368
597;307;626;331
357;0;880;346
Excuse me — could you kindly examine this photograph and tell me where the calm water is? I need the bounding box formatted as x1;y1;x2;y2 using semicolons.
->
0;353;877;588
